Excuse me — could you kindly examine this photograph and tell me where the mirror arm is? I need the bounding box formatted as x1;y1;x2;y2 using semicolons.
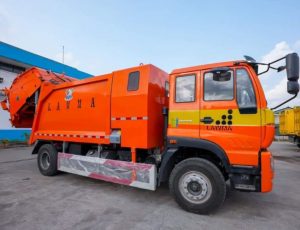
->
252;56;287;76
268;56;286;65
257;63;270;76
271;93;298;110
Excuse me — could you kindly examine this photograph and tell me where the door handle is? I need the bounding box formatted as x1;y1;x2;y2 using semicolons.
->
200;117;214;124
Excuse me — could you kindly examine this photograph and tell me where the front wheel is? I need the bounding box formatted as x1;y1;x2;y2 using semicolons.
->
37;144;58;176
169;158;226;214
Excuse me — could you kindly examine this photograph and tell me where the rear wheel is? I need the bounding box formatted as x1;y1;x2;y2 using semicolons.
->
37;144;58;176
169;158;226;214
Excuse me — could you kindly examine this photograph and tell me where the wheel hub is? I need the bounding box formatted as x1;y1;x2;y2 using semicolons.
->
187;181;202;195
179;171;212;204
40;152;50;170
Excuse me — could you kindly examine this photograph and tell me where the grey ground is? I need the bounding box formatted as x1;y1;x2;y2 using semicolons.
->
0;142;299;230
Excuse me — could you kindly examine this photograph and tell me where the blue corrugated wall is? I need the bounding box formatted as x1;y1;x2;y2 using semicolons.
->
0;129;31;142
0;42;92;79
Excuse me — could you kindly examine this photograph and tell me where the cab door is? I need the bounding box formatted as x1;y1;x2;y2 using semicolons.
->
168;72;201;138
199;67;262;166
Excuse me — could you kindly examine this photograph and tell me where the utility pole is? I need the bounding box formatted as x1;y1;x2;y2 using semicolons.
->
62;45;65;64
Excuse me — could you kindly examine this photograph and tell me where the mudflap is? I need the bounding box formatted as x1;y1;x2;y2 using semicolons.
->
57;152;156;191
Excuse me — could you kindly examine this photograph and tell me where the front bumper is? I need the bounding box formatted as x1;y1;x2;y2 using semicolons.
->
261;150;274;192
230;150;274;192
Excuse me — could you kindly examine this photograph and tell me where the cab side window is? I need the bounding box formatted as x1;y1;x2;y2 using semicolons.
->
236;69;257;113
204;71;234;101
175;75;195;102
127;71;140;91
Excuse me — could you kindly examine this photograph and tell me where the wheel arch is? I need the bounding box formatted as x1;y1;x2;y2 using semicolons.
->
32;140;60;155
158;137;230;185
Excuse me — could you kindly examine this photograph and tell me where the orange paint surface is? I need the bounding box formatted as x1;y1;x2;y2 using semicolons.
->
13;65;169;150
168;62;274;166
261;151;274;192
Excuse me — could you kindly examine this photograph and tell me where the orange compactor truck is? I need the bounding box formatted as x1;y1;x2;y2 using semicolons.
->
1;53;299;214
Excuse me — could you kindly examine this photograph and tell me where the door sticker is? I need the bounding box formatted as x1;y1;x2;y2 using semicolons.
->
207;109;233;131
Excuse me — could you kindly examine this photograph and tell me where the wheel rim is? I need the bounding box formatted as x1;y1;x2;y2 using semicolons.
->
40;151;50;170
179;171;212;204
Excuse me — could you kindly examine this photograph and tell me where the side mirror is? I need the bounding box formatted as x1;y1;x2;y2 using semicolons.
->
286;53;299;81
286;53;299;94
210;67;232;82
287;81;299;95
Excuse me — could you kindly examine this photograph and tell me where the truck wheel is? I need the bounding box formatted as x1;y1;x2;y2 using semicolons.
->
169;158;226;214
37;144;58;176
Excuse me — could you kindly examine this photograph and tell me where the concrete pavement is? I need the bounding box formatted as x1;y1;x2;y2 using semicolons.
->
0;142;299;230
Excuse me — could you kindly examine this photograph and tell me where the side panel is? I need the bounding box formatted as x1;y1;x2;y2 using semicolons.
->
147;66;169;148
279;111;286;135
58;152;156;190
294;107;300;136
111;66;149;148
32;75;112;144
285;109;295;135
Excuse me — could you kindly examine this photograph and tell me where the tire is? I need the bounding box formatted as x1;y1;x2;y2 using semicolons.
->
169;158;226;214
37;144;58;176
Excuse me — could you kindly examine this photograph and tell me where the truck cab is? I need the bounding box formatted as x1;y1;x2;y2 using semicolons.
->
158;61;275;213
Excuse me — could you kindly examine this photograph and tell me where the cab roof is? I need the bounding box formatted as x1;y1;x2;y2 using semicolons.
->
171;60;247;75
